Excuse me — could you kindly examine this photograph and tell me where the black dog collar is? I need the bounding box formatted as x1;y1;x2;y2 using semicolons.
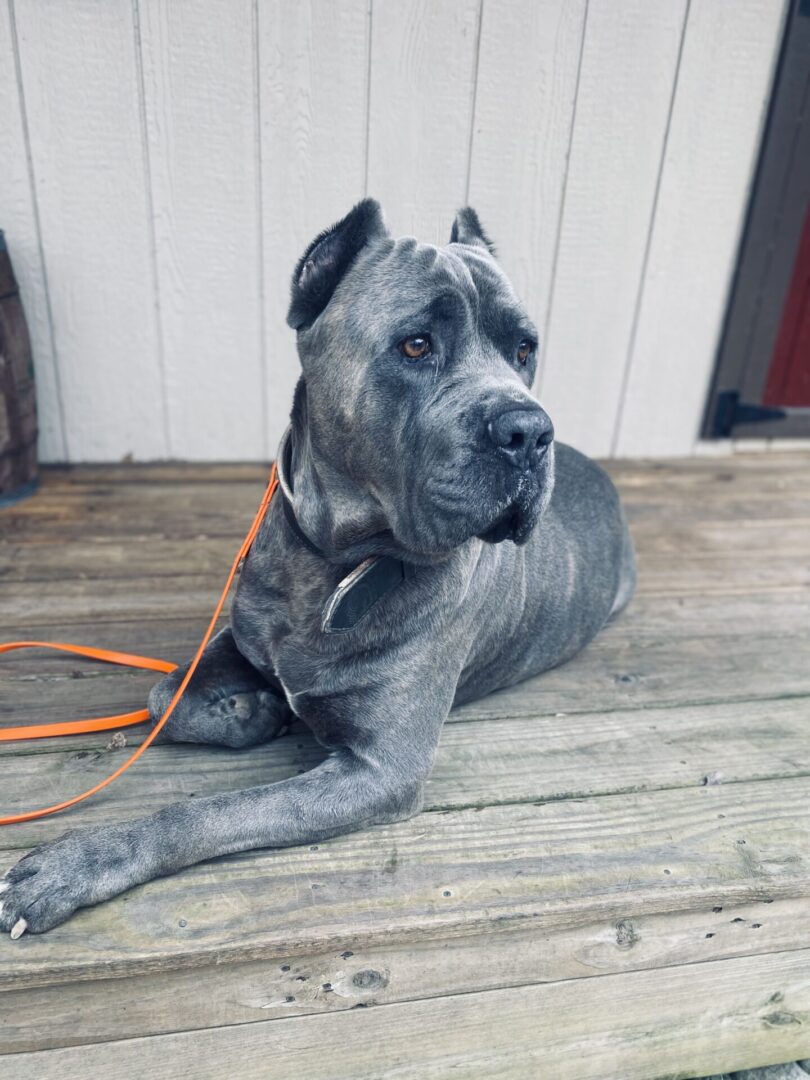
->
275;428;414;633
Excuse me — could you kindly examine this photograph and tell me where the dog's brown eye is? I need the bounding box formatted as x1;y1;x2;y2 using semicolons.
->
400;335;432;360
517;340;534;365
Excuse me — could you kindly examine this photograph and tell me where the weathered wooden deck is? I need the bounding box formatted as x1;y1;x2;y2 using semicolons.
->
1;455;809;1079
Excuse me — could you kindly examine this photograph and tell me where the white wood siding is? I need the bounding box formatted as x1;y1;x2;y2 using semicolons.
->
0;0;786;462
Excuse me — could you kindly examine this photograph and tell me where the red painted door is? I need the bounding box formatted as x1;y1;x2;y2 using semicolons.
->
763;203;810;407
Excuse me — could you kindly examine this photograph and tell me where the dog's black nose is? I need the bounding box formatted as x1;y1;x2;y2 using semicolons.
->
487;407;554;470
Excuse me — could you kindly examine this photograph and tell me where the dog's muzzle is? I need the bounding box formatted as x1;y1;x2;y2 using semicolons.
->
475;403;554;545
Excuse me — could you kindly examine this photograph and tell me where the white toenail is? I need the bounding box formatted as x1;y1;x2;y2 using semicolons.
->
10;918;27;940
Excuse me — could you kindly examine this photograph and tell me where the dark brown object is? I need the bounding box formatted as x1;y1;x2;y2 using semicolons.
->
0;229;38;502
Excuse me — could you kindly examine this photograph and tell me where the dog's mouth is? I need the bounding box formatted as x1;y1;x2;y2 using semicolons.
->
474;462;553;547
476;497;538;546
477;505;522;544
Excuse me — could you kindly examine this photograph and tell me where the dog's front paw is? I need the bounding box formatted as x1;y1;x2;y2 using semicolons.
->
0;824;143;938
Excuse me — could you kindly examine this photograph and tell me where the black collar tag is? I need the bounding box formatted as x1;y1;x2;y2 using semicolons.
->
322;556;414;634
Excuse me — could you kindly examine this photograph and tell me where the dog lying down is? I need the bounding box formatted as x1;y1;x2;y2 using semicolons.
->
0;200;635;937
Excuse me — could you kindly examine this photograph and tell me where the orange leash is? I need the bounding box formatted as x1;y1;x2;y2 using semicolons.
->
0;643;177;741
0;465;278;825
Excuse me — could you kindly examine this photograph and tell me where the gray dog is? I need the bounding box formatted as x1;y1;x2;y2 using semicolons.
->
0;200;635;937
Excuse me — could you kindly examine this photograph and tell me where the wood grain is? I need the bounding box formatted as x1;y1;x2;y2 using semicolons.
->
0;896;802;1053
2;773;810;990
1;451;809;1077
3;590;809;745
3;948;810;1078
2;695;810;852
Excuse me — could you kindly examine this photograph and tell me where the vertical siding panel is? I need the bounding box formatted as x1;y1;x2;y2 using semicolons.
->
614;0;788;457
0;1;65;461
14;0;165;462
467;0;586;354
138;0;263;460
258;0;370;458
366;0;481;243
538;0;687;458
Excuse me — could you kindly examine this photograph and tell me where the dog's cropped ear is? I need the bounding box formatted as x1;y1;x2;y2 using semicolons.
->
449;207;496;256
287;198;389;330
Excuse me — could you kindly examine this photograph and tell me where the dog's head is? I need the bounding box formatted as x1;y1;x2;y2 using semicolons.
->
287;199;555;559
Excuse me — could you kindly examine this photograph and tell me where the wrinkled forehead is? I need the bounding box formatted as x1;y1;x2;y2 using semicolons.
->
333;235;531;332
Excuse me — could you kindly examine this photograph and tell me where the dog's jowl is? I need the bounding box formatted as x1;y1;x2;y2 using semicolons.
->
0;200;635;936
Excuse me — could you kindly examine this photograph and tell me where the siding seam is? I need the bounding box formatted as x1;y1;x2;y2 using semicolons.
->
609;0;692;456
363;0;374;198
464;0;485;205
537;0;589;400
131;0;172;458
252;0;269;460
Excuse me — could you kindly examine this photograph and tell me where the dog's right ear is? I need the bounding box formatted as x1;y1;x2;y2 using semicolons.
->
449;207;496;256
287;199;389;330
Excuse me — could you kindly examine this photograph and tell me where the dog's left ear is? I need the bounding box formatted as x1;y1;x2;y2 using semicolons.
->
288;198;389;330
449;207;496;256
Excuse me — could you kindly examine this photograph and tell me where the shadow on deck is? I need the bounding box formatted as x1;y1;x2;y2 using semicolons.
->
1;454;809;1078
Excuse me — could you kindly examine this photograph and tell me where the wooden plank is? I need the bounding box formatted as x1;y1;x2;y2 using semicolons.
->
0;573;236;623
366;0;480;243
466;0;586;337
538;0;687;457
3;529;808;592
0;536;242;583
3;633;809;752
2;695;810;850
1;520;807;587
2;590;809;744
4;627;804;735
3;947;810;1078
1;773;809;988
137;0;264;460
23;454;810;489
0;895;800;1053
456;630;810;722
0;3;65;461
34;463;269;485
257;0;369;457
13;0;167;462
4;453;808;519
1;583;801;677
7;490;804;549
614;0;788;456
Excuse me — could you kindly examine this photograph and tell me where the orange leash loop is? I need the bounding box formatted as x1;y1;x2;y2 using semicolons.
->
0;643;177;741
0;465;278;825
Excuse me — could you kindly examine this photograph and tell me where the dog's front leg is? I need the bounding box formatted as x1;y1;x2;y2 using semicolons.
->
0;679;450;937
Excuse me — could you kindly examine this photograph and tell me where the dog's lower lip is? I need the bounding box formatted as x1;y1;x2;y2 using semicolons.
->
478;507;520;544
